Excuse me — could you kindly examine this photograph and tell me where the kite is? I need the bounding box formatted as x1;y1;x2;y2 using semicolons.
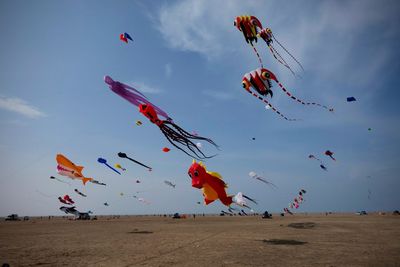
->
164;180;176;188
91;180;106;186
63;195;74;204
188;160;257;208
56;154;95;185
309;154;328;171
60;206;82;217
104;202;109;206
249;171;277;189
368;128;372;131
58;197;70;205
325;150;336;161
136;120;142;126
118;152;152;171
105;76;218;160
120;32;133;43
287;189;307;212
283;207;293;215
347;97;356;102
133;195;150;204
74;189;87;197
258;27;304;76
97;158;121;175
114;163;126;171
162;147;171;153
234;15;264;67
136;180;141;183
49;176;71;185
242;68;333;120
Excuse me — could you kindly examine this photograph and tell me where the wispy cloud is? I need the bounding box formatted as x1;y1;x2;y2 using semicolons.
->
130;82;162;94
165;63;172;78
202;90;234;101
0;96;46;119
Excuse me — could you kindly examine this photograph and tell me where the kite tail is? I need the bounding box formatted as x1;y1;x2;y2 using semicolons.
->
159;121;216;160
272;33;304;71
275;81;334;112
268;45;297;77
244;88;299;121
250;43;263;68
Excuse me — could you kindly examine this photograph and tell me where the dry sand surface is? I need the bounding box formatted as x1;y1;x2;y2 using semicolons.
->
1;213;399;266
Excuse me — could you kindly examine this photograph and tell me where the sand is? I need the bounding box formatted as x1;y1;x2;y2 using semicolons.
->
1;213;399;266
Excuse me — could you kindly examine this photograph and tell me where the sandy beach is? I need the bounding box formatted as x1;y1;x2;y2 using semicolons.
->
0;213;399;266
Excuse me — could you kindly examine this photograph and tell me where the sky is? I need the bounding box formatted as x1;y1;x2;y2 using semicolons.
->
0;0;399;216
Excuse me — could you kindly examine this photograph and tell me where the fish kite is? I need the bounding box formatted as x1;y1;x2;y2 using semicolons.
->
105;76;218;159
164;180;176;188
242;68;333;120
188;160;257;208
324;150;336;161
258;27;304;76
114;163;126;171
248;171;277;189
118;152;152;171
120;32;133;43
347;97;356;102
234;15;264;67
74;189;87;197
97;157;121;175
56;154;94;185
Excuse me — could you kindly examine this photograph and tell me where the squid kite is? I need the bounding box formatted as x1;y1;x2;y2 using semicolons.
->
74;189;87;197
258;27;304;76
234;15;264;67
97;158;121;175
249;171;277;189
118;152;152;171
120;32;133;43
105;76;218;159
56;154;94;185
188;160;257;208
242;68;333;120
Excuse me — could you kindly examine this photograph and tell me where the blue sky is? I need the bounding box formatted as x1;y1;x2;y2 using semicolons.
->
0;0;399;216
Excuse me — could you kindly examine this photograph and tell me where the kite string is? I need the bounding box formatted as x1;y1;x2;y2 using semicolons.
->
244;88;299;121
272;33;304;71
275;80;333;112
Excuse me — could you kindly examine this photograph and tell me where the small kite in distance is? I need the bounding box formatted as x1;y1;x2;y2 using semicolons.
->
325;150;336;161
98;158;121;175
74;189;87;197
136;120;142;126
120;32;133;43
347;97;356;102
114;163;126;171
162;147;170;152
164;180;176;188
118;152;152;171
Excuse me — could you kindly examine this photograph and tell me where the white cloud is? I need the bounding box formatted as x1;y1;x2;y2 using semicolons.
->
0;96;46;119
165;63;172;78
202;90;235;101
130;82;162;94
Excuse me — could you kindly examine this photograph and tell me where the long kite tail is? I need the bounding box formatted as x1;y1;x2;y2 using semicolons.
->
268;45;297;77
250;43;263;68
274;79;334;112
272;33;304;71
159;121;216;160
244;88;299;121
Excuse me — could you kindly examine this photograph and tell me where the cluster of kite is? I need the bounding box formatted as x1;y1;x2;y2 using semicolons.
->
309;150;337;171
234;15;334;121
284;189;306;215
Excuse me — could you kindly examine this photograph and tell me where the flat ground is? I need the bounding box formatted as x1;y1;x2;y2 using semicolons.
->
0;213;399;266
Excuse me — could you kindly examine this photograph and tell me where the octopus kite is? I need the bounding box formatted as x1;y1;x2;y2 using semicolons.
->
234;15;264;67
242;67;333;120
258;27;304;76
105;76;218;159
188;160;257;208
